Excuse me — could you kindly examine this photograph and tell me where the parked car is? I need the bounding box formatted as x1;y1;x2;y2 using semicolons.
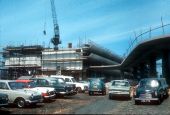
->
88;78;106;95
16;79;56;101
108;80;131;99
78;80;89;92
134;78;169;105
0;80;42;108
30;77;77;96
0;93;8;107
50;75;88;93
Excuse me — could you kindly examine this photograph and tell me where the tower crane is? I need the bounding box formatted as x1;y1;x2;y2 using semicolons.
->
50;0;61;50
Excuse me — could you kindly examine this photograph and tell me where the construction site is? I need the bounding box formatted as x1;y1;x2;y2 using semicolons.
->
0;0;125;81
1;40;123;81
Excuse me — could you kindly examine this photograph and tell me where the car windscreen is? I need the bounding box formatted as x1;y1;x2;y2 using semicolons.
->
8;82;25;90
90;79;103;85
57;78;65;84
112;81;130;87
50;80;58;85
71;78;77;83
139;79;159;88
27;81;36;88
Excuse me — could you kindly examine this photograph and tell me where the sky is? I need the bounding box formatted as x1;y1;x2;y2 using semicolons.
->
0;0;170;57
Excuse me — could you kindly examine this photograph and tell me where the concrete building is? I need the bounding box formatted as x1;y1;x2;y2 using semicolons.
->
2;42;123;81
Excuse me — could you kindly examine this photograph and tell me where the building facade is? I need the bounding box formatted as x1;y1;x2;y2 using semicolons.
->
2;42;123;81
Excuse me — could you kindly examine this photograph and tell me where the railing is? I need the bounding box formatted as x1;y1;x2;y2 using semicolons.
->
123;21;170;58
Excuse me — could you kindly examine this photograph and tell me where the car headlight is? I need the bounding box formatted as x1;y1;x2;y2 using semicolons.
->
29;94;34;100
0;96;8;100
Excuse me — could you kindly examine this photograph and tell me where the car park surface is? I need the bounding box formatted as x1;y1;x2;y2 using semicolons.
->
1;91;170;114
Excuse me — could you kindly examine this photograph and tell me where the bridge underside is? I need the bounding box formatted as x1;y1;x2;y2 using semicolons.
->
90;35;170;85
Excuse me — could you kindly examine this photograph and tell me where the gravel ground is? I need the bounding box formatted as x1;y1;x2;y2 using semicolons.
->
1;92;170;114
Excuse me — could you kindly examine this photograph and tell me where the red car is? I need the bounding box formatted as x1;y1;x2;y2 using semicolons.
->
16;79;56;101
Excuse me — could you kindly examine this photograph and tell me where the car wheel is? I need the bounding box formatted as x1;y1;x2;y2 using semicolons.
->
135;100;139;105
89;91;91;96
164;91;169;99
16;98;26;108
89;91;93;96
77;87;82;93
156;99;161;105
102;91;106;95
109;94;112;99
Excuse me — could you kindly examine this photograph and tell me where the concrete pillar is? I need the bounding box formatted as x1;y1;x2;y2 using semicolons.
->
139;63;147;78
120;70;124;80
148;56;157;77
132;67;138;79
162;50;170;85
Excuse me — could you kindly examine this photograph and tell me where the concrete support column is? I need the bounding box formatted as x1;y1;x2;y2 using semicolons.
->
149;56;157;77
120;70;124;80
139;63;147;78
132;67;138;79
162;50;170;85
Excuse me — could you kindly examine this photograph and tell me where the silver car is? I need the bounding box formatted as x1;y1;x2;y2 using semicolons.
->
108;80;131;99
0;80;42;108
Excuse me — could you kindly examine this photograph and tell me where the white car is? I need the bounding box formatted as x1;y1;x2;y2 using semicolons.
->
50;75;88;92
16;79;56;101
0;80;42;108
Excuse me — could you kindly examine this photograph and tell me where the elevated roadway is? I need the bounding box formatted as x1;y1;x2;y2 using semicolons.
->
90;34;170;84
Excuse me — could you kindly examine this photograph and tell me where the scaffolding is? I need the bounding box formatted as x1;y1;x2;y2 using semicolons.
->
2;45;43;79
2;40;123;81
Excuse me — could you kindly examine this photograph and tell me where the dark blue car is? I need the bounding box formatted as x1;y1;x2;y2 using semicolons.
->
88;78;106;95
134;78;169;105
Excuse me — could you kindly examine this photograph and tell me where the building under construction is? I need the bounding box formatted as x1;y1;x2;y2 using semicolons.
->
2;45;43;79
2;41;123;81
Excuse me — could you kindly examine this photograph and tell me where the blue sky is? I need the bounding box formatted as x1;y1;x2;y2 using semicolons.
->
0;0;170;57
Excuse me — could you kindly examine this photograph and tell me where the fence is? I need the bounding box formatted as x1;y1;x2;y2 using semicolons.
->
123;21;170;58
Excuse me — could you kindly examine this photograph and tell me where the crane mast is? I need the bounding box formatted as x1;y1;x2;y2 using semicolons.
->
50;0;61;50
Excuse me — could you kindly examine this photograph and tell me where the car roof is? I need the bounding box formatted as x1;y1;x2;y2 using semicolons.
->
16;79;33;83
0;80;17;83
88;77;105;80
50;75;73;78
141;78;165;81
111;80;129;82
31;77;58;80
17;76;34;80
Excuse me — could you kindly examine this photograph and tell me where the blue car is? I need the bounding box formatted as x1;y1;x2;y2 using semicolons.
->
134;78;169;105
88;78;106;95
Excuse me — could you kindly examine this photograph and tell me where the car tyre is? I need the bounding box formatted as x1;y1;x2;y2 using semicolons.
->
77;87;82;93
135;100;139;105
89;91;93;96
156;99;161;105
164;91;169;99
16;98;26;108
109;94;112;99
102;91;106;95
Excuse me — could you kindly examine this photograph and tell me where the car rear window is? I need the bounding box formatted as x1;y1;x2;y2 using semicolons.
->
139;79;159;88
112;81;130;87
